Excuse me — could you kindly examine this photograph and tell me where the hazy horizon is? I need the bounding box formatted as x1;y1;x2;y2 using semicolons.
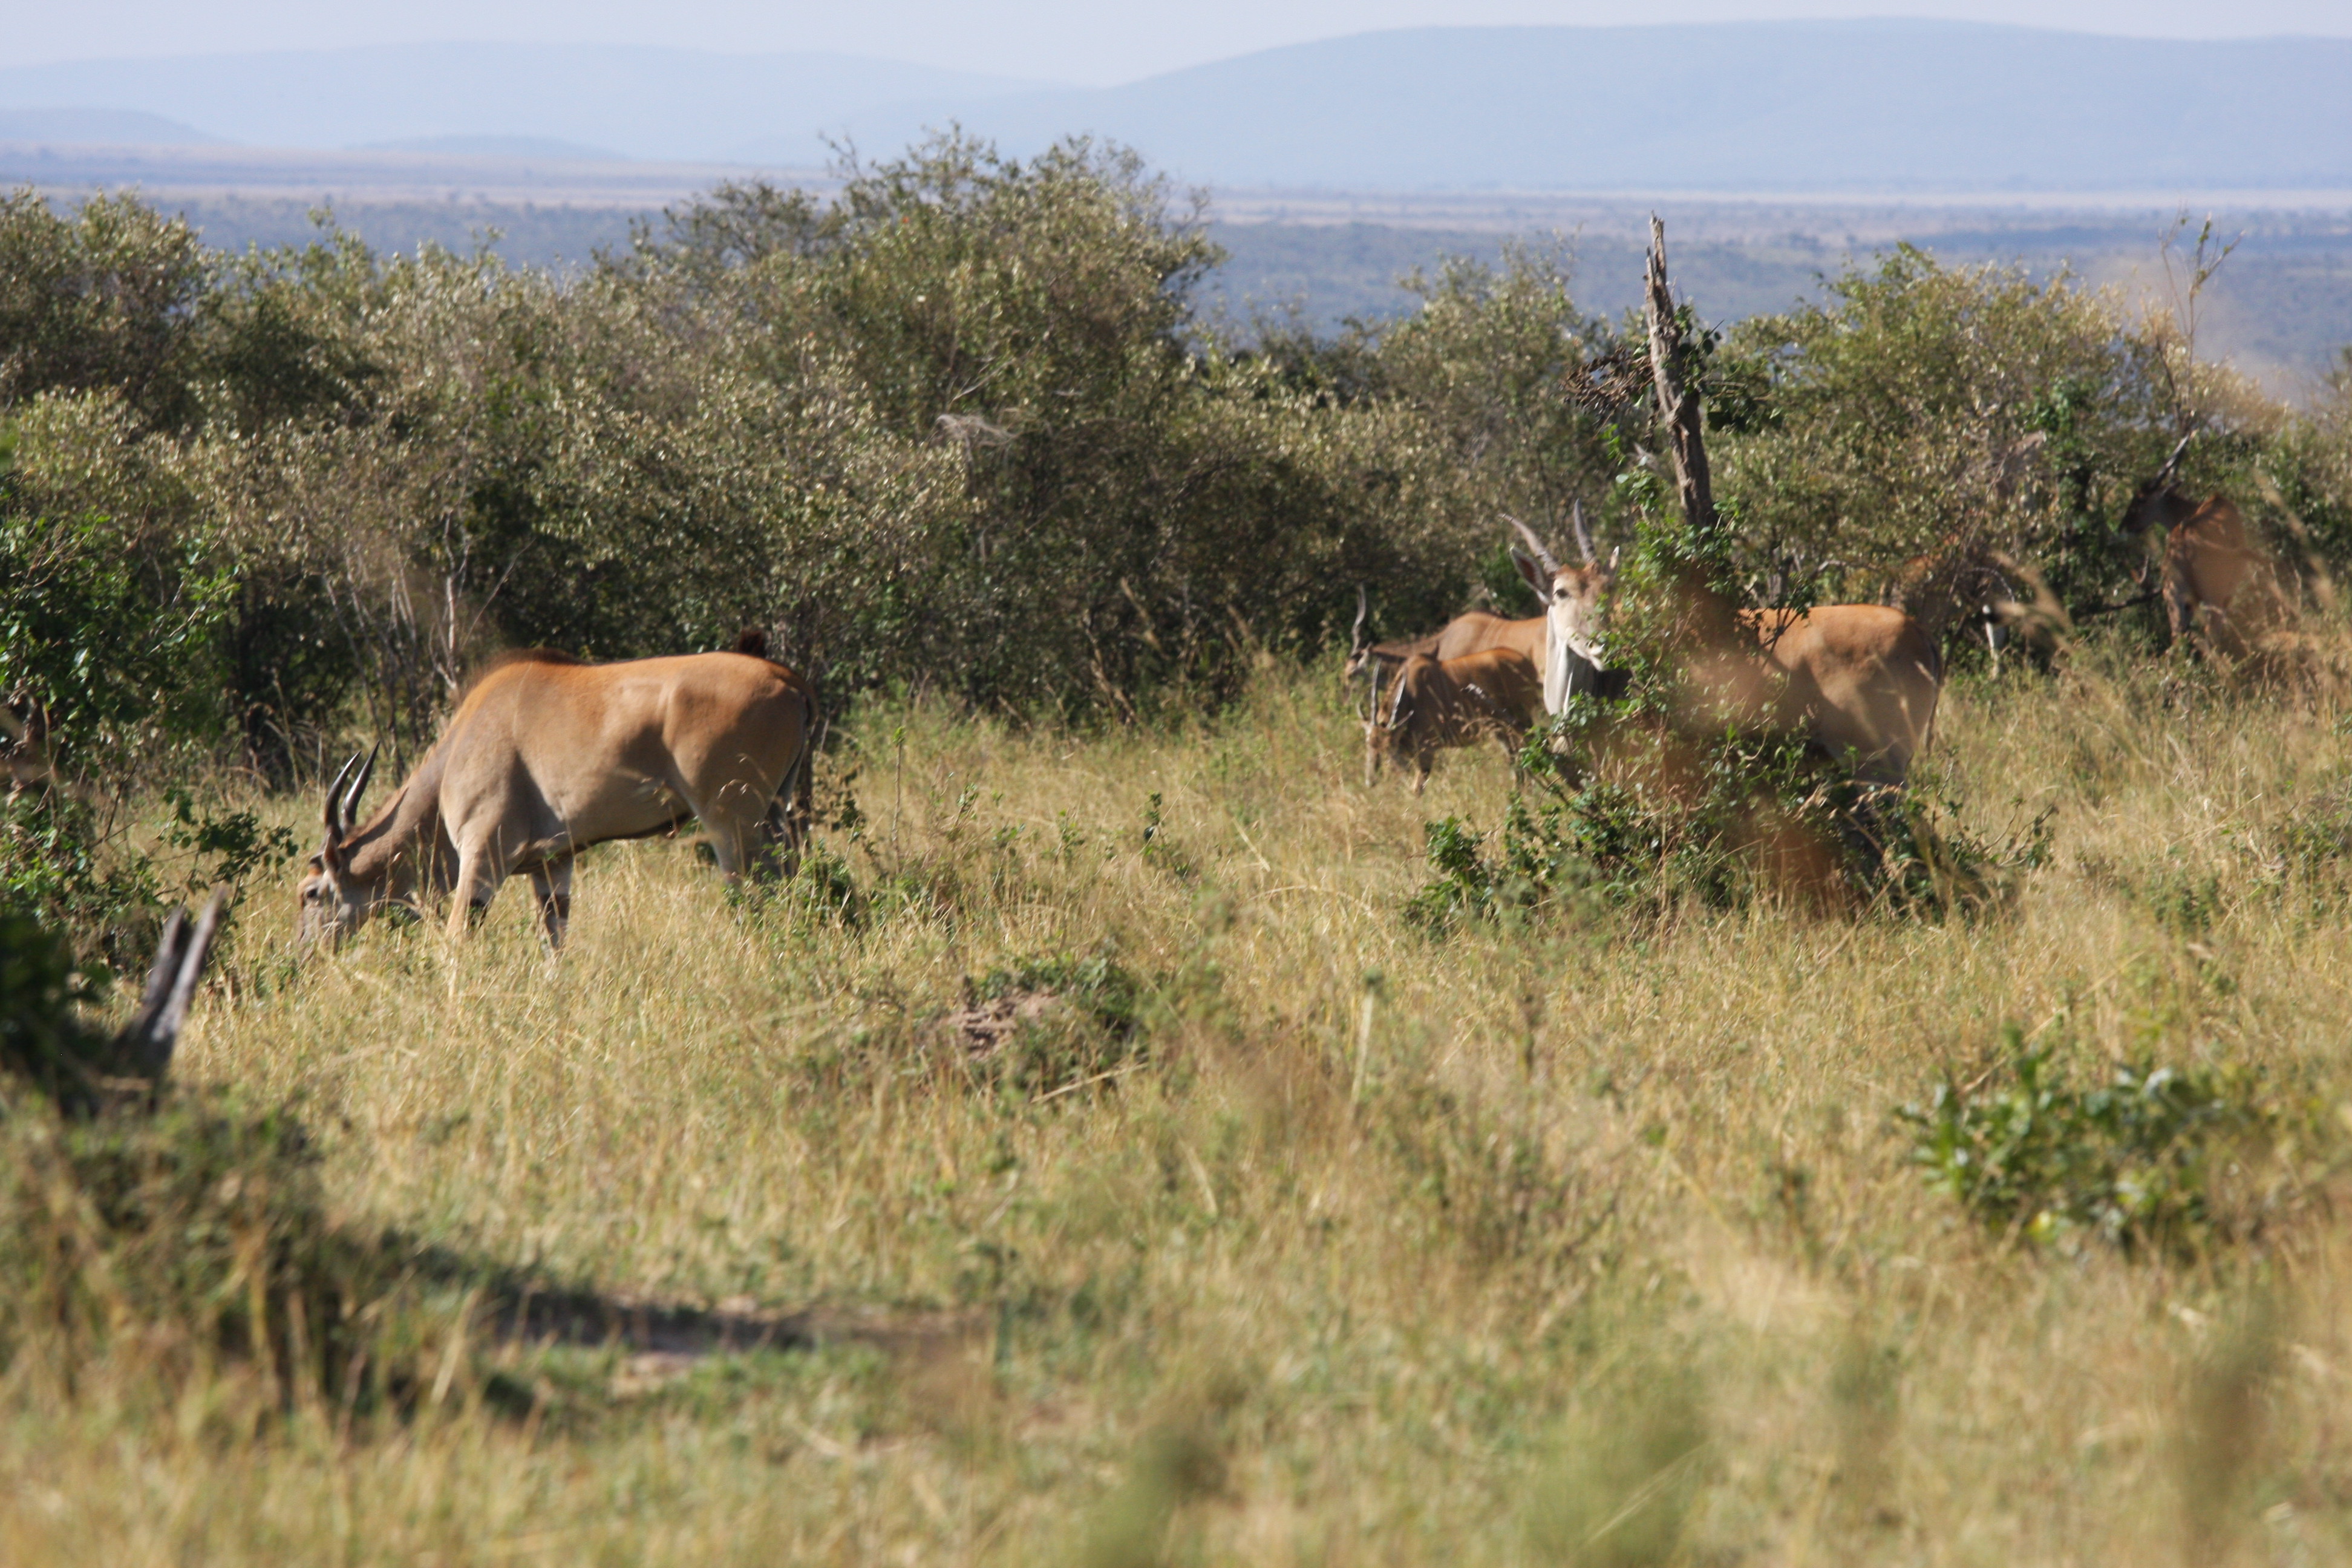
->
5;2;2350;85
8;24;2343;199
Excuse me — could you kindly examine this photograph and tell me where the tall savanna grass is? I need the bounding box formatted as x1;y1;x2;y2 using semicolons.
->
9;640;2352;1566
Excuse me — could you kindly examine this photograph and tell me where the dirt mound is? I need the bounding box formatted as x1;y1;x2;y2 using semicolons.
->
942;984;1069;1054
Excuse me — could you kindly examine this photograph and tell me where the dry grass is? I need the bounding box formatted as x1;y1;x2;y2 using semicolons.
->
10;645;2352;1566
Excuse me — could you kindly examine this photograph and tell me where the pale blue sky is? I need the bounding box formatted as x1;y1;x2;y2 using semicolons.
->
5;0;2349;82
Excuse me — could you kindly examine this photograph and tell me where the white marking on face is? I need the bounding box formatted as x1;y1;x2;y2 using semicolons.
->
1540;566;1613;715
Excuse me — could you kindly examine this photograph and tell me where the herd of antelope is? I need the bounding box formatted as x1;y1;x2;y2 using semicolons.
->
292;452;2292;947
1348;458;2301;798
1353;503;1942;795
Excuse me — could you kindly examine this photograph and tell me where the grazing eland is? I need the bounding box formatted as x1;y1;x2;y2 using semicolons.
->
1344;590;1544;720
298;637;817;950
1364;647;1544;793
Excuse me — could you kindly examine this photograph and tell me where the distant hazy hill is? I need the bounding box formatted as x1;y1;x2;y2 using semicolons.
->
4;24;2346;191
0;106;224;145
0;44;1052;163
849;21;2352;192
354;134;627;162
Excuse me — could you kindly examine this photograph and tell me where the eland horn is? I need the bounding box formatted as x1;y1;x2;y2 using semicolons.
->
1502;514;1560;577
341;743;379;832
2153;426;2198;490
322;751;363;838
1569;500;1596;566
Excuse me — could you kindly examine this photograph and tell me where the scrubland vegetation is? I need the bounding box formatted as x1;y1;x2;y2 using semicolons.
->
7;134;2352;1564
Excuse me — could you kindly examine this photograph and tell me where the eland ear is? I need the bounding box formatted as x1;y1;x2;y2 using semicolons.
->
1511;548;1552;598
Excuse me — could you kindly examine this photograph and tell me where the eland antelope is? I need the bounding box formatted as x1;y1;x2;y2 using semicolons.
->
298;638;817;950
1342;506;1584;717
1507;519;1941;785
1365;647;1544;793
1344;591;1545;719
2121;443;2297;661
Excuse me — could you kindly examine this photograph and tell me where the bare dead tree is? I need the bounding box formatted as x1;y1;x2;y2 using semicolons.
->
4;890;227;1116
1644;215;1716;542
112;890;229;1089
1642;217;1739;650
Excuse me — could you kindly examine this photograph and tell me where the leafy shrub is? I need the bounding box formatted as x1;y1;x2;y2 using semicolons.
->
0;903;117;1102
160;786;302;898
9;139;1494;739
0;509;235;765
0;502;270;952
1402;800;1603;935
1715;247;2177;633
1861;788;2053;915
1404;710;2041;933
0;189;209;429
0;791;166;969
8;137;2346;778
1364;243;1627;569
1898;1025;2288;1255
1;782;299;969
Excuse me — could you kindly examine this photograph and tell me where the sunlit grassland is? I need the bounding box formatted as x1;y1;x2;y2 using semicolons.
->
10;648;2352;1566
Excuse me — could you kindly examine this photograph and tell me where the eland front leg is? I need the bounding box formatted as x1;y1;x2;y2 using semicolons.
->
446;831;513;939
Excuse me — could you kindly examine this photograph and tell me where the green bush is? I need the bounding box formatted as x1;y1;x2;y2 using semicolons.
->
10;139;1481;739
1714;247;2176;632
1403;705;2040;933
0;508;235;763
0;794;165;970
5;141;2345;799
1898;1025;2289;1256
1367;243;1627;578
0;189;208;430
0;903;117;1103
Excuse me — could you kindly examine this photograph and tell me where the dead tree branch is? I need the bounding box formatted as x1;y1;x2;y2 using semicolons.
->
1644;215;1717;541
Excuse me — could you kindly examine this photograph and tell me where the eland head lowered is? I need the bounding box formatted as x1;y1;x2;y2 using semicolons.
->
298;639;817;950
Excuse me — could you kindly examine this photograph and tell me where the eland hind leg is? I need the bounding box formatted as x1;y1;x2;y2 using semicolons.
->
690;775;772;882
753;792;808;880
525;853;576;949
